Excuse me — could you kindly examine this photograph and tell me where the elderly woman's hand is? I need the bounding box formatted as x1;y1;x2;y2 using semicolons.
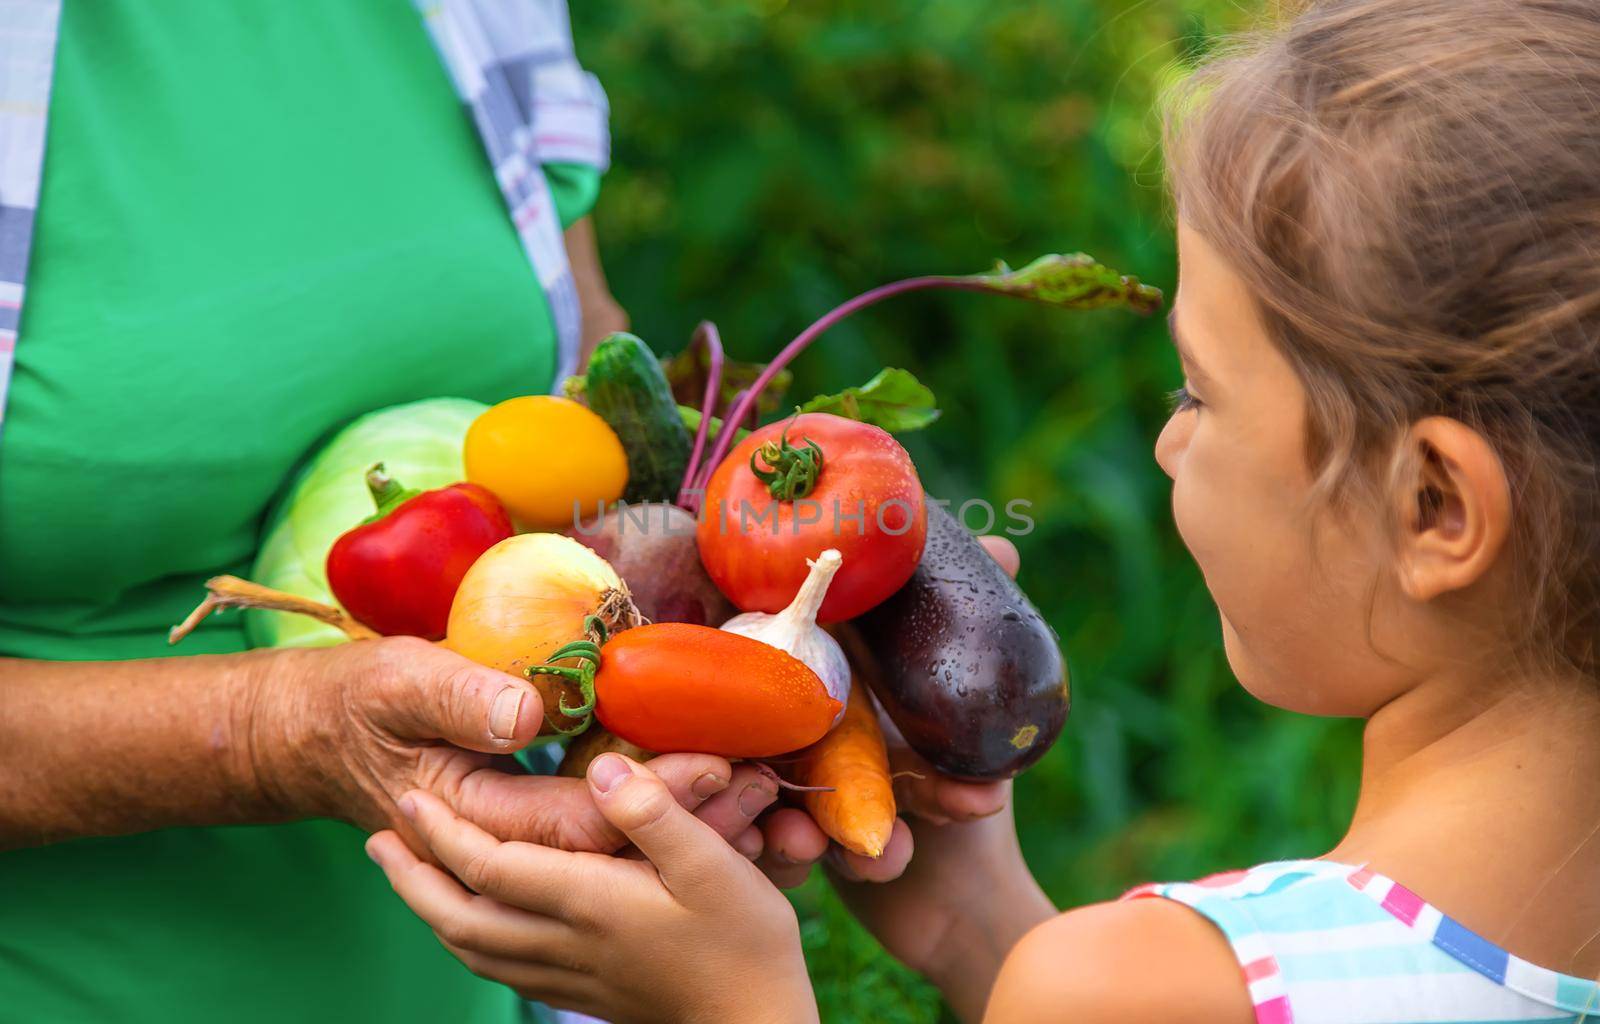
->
249;636;764;855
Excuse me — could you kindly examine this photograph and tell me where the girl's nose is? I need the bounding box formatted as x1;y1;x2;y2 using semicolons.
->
1154;412;1192;479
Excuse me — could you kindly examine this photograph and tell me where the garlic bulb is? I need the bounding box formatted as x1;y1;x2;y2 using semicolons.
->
721;549;851;722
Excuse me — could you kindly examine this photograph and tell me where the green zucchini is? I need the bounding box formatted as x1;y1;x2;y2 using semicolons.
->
583;332;692;503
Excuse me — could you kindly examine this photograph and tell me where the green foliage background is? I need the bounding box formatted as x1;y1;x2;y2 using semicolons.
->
571;2;1362;1019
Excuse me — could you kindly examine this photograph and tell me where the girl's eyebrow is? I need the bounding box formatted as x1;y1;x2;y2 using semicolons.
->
1166;309;1213;386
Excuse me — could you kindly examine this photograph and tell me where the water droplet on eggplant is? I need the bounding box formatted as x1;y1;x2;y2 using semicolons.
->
859;499;1069;779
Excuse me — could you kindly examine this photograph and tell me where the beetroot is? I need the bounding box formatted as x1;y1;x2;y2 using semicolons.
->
568;503;735;626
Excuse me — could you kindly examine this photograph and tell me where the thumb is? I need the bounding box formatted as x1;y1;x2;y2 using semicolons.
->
978;534;1020;579
371;639;544;753
587;753;741;899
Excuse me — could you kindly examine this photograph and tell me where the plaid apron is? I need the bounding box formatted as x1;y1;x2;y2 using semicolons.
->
0;4;609;1020
0;0;609;444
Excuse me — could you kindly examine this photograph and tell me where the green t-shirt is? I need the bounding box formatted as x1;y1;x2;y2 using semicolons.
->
0;2;597;1021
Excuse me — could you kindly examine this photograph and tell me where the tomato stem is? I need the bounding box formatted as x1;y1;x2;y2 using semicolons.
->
526;661;597;735
548;639;602;663
526;616;614;736
748;420;825;501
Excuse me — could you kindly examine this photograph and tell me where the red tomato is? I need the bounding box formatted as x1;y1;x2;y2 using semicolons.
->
696;413;926;622
594;623;841;757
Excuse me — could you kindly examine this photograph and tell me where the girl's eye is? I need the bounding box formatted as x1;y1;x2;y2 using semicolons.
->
1167;383;1202;414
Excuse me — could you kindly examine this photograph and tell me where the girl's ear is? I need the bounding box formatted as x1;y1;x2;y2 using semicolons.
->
1395;416;1512;602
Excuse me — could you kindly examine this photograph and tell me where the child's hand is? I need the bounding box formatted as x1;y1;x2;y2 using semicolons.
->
758;537;1055;1020
366;754;818;1024
831;770;1052;1020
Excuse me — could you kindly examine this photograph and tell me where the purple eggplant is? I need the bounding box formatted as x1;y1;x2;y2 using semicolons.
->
858;499;1068;779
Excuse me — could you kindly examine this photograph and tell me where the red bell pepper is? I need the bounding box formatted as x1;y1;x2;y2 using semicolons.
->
326;464;513;639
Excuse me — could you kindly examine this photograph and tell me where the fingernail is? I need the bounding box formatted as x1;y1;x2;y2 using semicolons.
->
365;840;385;866
691;772;729;800
397;794;418;819
737;781;775;818
590;754;632;794
490;687;525;740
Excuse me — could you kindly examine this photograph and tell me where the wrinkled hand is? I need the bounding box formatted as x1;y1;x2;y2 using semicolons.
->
753;534;1021;890
248;637;756;855
367;755;817;1024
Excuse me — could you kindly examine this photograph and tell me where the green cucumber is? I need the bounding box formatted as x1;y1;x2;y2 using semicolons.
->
583;332;692;503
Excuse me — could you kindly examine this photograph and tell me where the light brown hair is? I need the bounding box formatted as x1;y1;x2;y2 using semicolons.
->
1164;0;1600;676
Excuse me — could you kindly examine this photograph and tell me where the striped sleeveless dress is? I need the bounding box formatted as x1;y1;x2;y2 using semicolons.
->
1126;860;1600;1023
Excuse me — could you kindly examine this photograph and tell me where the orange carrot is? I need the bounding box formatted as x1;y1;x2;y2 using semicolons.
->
793;679;896;858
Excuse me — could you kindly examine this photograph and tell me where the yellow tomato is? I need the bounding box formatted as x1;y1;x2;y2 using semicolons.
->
464;396;628;528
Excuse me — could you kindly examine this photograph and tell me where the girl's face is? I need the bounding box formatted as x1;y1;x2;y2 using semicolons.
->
1156;223;1416;717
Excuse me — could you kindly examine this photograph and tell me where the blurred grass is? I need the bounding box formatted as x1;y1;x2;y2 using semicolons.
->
572;2;1362;1019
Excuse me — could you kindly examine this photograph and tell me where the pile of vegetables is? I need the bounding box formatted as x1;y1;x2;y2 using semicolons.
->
170;253;1159;858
